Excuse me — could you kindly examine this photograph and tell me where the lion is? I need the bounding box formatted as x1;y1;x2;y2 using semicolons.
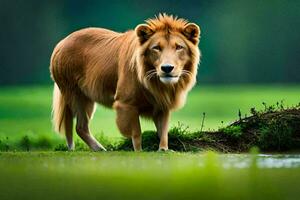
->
50;14;201;151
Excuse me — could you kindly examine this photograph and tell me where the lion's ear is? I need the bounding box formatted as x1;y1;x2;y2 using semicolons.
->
135;24;154;44
182;23;200;45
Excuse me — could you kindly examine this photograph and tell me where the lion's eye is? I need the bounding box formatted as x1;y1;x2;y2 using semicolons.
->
176;44;184;50
152;45;161;51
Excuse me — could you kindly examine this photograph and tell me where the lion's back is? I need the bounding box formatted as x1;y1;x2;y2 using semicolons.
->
50;27;128;105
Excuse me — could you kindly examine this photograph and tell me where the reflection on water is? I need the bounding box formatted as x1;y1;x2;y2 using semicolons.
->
219;154;300;169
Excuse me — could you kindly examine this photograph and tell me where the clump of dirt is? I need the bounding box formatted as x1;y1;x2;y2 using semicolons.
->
116;105;300;152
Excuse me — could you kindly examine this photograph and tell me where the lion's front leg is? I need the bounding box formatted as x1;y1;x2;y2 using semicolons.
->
114;101;142;151
153;111;170;151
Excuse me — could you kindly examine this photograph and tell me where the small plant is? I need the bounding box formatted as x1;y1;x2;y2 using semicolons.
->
74;140;90;151
262;102;267;111
219;125;242;138
20;135;31;151
250;107;258;115
200;112;206;133
54;143;69;151
0;139;5;151
36;136;52;149
95;133;115;151
4;137;10;151
280;100;285;110
258;119;293;151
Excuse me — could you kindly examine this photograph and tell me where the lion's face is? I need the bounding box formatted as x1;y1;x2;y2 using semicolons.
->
135;17;200;87
144;32;191;84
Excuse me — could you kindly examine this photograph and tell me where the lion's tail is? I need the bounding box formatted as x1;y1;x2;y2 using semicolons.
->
52;84;73;140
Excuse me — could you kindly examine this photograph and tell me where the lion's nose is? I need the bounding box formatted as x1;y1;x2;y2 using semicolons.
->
161;65;174;73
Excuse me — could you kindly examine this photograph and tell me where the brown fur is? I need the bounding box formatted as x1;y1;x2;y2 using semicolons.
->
50;14;201;151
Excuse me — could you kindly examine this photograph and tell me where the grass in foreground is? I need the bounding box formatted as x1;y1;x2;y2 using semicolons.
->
0;151;299;200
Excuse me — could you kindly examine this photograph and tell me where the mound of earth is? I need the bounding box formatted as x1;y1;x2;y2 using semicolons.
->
116;107;300;152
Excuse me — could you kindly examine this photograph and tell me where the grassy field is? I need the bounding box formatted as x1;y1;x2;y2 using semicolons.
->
0;85;299;199
0;85;299;150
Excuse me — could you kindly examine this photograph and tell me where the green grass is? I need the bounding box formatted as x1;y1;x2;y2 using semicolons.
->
0;151;300;200
0;85;299;150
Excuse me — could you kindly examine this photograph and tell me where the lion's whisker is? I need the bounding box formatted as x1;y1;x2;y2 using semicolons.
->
145;70;157;81
181;71;191;78
181;70;193;78
145;69;156;76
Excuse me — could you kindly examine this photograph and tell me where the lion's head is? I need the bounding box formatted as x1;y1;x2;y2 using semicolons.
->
135;14;201;93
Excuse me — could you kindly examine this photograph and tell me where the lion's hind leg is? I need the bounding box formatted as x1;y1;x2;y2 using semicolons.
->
74;93;106;151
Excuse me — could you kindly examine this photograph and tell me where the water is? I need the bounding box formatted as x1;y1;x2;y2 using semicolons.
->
219;154;300;169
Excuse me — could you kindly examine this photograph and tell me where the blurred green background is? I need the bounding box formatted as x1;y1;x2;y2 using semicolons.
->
1;0;300;85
